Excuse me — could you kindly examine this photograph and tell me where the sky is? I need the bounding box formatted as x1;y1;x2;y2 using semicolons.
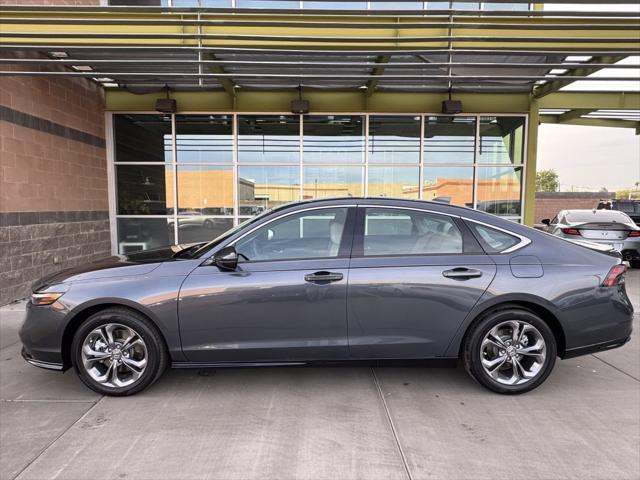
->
537;4;640;192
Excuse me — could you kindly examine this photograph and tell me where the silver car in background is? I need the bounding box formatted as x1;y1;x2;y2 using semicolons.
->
542;209;640;267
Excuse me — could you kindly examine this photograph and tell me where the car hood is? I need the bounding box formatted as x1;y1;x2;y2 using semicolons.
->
32;244;198;290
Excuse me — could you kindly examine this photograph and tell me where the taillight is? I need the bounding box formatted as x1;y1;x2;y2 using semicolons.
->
562;228;581;236
628;230;640;237
602;265;627;287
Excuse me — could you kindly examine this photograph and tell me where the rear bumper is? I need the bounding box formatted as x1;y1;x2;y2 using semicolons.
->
562;335;631;359
21;347;64;371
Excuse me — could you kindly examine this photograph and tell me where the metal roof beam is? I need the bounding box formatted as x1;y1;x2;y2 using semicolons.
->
538;91;640;110
202;52;235;97
556;108;595;123
540;114;640;133
532;55;627;98
365;55;390;98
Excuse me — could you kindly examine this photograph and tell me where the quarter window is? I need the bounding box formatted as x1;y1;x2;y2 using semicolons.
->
362;208;463;256
235;208;349;262
467;222;519;253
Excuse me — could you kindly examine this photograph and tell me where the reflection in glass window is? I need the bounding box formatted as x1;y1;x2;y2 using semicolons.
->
175;115;233;164
174;217;233;245
238;166;300;215
363;208;463;256
364;1;422;8
368;166;419;199
303;1;366;9
369;116;420;164
176;165;234;215
114;114;172;163
479;116;525;165
238;115;300;164
236;0;294;7
424;116;475;164
303;116;364;163
476;166;522;217
173;0;232;5
116;165;170;215
117;218;174;254
235;208;349;261
303;166;363;199
483;2;530;11
423;166;474;207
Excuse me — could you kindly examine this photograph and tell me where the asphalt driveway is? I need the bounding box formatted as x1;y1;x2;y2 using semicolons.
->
1;271;638;480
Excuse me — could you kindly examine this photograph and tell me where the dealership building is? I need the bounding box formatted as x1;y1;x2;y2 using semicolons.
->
0;0;639;304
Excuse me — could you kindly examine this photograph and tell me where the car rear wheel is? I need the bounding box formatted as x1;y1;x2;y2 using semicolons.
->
71;308;168;396
463;308;557;394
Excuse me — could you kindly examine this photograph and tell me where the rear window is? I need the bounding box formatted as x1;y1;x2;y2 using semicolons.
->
565;211;632;224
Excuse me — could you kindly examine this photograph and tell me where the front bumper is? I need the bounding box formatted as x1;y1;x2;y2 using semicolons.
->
21;347;64;371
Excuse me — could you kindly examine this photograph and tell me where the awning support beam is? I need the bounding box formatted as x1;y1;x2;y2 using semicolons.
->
532;55;627;99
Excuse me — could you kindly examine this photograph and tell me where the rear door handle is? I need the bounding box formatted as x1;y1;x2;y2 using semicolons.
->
304;271;344;283
442;267;483;279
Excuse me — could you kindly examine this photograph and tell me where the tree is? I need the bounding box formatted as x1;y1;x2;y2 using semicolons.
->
536;169;559;192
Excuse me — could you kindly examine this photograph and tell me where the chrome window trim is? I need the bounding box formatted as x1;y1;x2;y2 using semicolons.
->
462;217;532;253
358;204;461;218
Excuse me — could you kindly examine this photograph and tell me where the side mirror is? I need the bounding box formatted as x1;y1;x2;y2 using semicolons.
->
541;219;551;226
213;246;238;271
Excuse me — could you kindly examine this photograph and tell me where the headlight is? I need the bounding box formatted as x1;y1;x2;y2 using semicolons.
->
31;292;65;306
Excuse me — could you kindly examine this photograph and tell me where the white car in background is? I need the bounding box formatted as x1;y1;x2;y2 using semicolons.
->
542;209;640;267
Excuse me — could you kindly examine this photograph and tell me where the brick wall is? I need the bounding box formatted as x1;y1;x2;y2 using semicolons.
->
534;192;616;225
0;51;110;305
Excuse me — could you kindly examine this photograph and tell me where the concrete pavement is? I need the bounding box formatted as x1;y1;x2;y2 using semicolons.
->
1;272;639;480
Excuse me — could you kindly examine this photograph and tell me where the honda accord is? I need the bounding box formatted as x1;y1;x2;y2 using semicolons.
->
20;198;633;396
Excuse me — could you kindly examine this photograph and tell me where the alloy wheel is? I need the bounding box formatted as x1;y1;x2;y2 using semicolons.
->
81;323;148;388
480;320;547;386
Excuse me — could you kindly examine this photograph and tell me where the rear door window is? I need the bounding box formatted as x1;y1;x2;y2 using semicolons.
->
361;208;463;256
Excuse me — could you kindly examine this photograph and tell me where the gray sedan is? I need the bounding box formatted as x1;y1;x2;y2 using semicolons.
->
21;198;633;396
542;209;640;267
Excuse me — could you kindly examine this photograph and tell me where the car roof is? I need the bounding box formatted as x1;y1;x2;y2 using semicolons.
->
273;196;477;214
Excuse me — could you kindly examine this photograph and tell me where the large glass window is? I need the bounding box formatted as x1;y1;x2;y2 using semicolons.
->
476;166;523;218
362;208;463;256
238;166;300;215
423;166;474;207
368;166;419;199
117;218;174;254
235;207;350;262
238;115;299;164
176;165;234;215
175;218;233;245
114;114;171;163
113;113;526;254
479;116;525;165
303;116;364;164
368;116;420;164
175;115;233;164
116;165;170;215
424;116;475;165
303;166;363;199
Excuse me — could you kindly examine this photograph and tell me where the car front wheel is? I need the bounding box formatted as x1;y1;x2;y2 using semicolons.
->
463;308;557;394
71;308;168;396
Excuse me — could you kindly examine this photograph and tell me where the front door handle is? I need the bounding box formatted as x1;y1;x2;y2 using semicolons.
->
442;267;483;279
304;271;344;283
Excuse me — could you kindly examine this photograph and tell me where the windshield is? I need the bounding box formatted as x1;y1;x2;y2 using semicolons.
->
188;208;275;259
565;210;633;224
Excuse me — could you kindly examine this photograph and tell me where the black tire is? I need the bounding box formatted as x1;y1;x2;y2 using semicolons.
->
463;307;557;395
71;307;168;396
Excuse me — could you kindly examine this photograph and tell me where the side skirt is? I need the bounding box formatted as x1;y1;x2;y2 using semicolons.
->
171;358;459;369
